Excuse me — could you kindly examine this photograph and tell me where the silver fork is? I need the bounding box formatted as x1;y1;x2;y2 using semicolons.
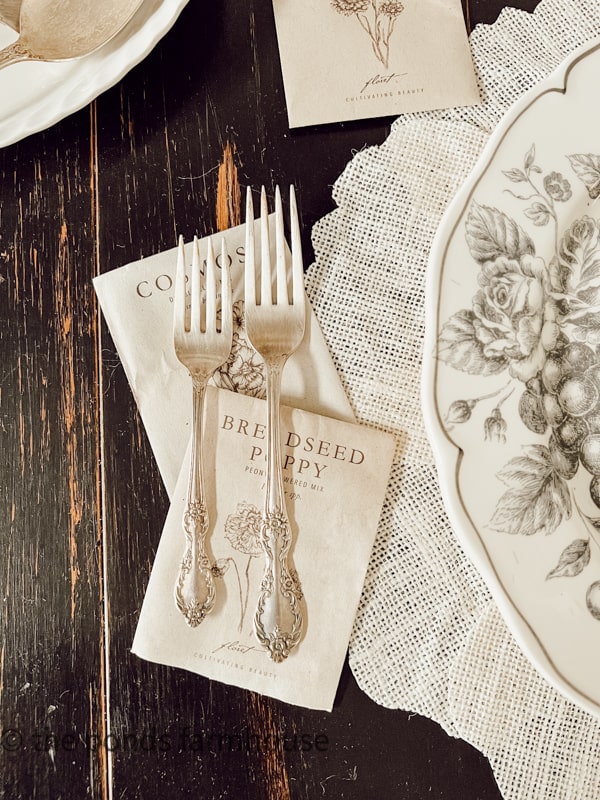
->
244;185;306;662
173;235;232;627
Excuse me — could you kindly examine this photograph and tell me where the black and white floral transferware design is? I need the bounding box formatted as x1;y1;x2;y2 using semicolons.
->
424;38;600;721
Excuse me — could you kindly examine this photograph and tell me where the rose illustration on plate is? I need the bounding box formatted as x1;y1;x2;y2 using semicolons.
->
470;252;559;382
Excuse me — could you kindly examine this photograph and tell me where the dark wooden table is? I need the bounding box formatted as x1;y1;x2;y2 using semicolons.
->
0;1;542;797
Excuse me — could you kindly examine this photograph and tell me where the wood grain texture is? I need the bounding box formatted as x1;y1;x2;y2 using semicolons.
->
0;114;106;799
0;1;542;798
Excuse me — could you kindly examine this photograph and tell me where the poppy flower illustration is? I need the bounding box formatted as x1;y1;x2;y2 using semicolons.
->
224;501;264;630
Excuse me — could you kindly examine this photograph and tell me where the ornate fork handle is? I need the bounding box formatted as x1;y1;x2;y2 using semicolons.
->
253;358;303;662
174;377;216;627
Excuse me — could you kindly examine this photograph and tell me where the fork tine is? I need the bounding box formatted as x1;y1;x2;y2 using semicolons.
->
191;235;202;333
206;237;216;332
260;186;272;306
289;185;304;306
274;186;288;305
245;187;256;308
220;238;233;338
174;235;187;333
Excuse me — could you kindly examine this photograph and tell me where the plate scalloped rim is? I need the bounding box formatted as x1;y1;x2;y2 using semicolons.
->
423;33;600;721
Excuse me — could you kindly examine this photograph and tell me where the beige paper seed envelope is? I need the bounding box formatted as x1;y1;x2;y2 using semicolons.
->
132;387;395;710
272;0;480;127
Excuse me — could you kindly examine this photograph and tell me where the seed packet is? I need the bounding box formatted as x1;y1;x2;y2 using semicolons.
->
271;0;480;127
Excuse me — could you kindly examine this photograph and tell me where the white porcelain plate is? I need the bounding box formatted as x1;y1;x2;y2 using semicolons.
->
0;0;189;148
424;36;600;719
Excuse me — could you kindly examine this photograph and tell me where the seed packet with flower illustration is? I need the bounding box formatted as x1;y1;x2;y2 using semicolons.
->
271;0;480;127
132;386;396;710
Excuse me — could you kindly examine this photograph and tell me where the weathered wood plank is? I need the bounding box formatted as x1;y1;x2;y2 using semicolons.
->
0;113;106;799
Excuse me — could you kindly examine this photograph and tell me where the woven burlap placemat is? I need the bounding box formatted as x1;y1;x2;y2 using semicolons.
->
305;1;600;796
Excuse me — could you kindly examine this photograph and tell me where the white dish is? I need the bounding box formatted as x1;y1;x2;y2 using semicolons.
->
0;0;189;148
424;36;600;719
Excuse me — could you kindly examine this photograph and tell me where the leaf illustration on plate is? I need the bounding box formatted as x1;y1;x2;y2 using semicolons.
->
557;215;600;292
546;538;590;579
490;445;571;536
465;202;535;263
567;153;600;199
524;143;536;171
524;201;551;227
555;216;600;342
502;167;528;183
437;309;508;375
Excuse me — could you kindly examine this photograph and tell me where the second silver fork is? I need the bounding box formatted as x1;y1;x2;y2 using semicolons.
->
245;186;306;662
